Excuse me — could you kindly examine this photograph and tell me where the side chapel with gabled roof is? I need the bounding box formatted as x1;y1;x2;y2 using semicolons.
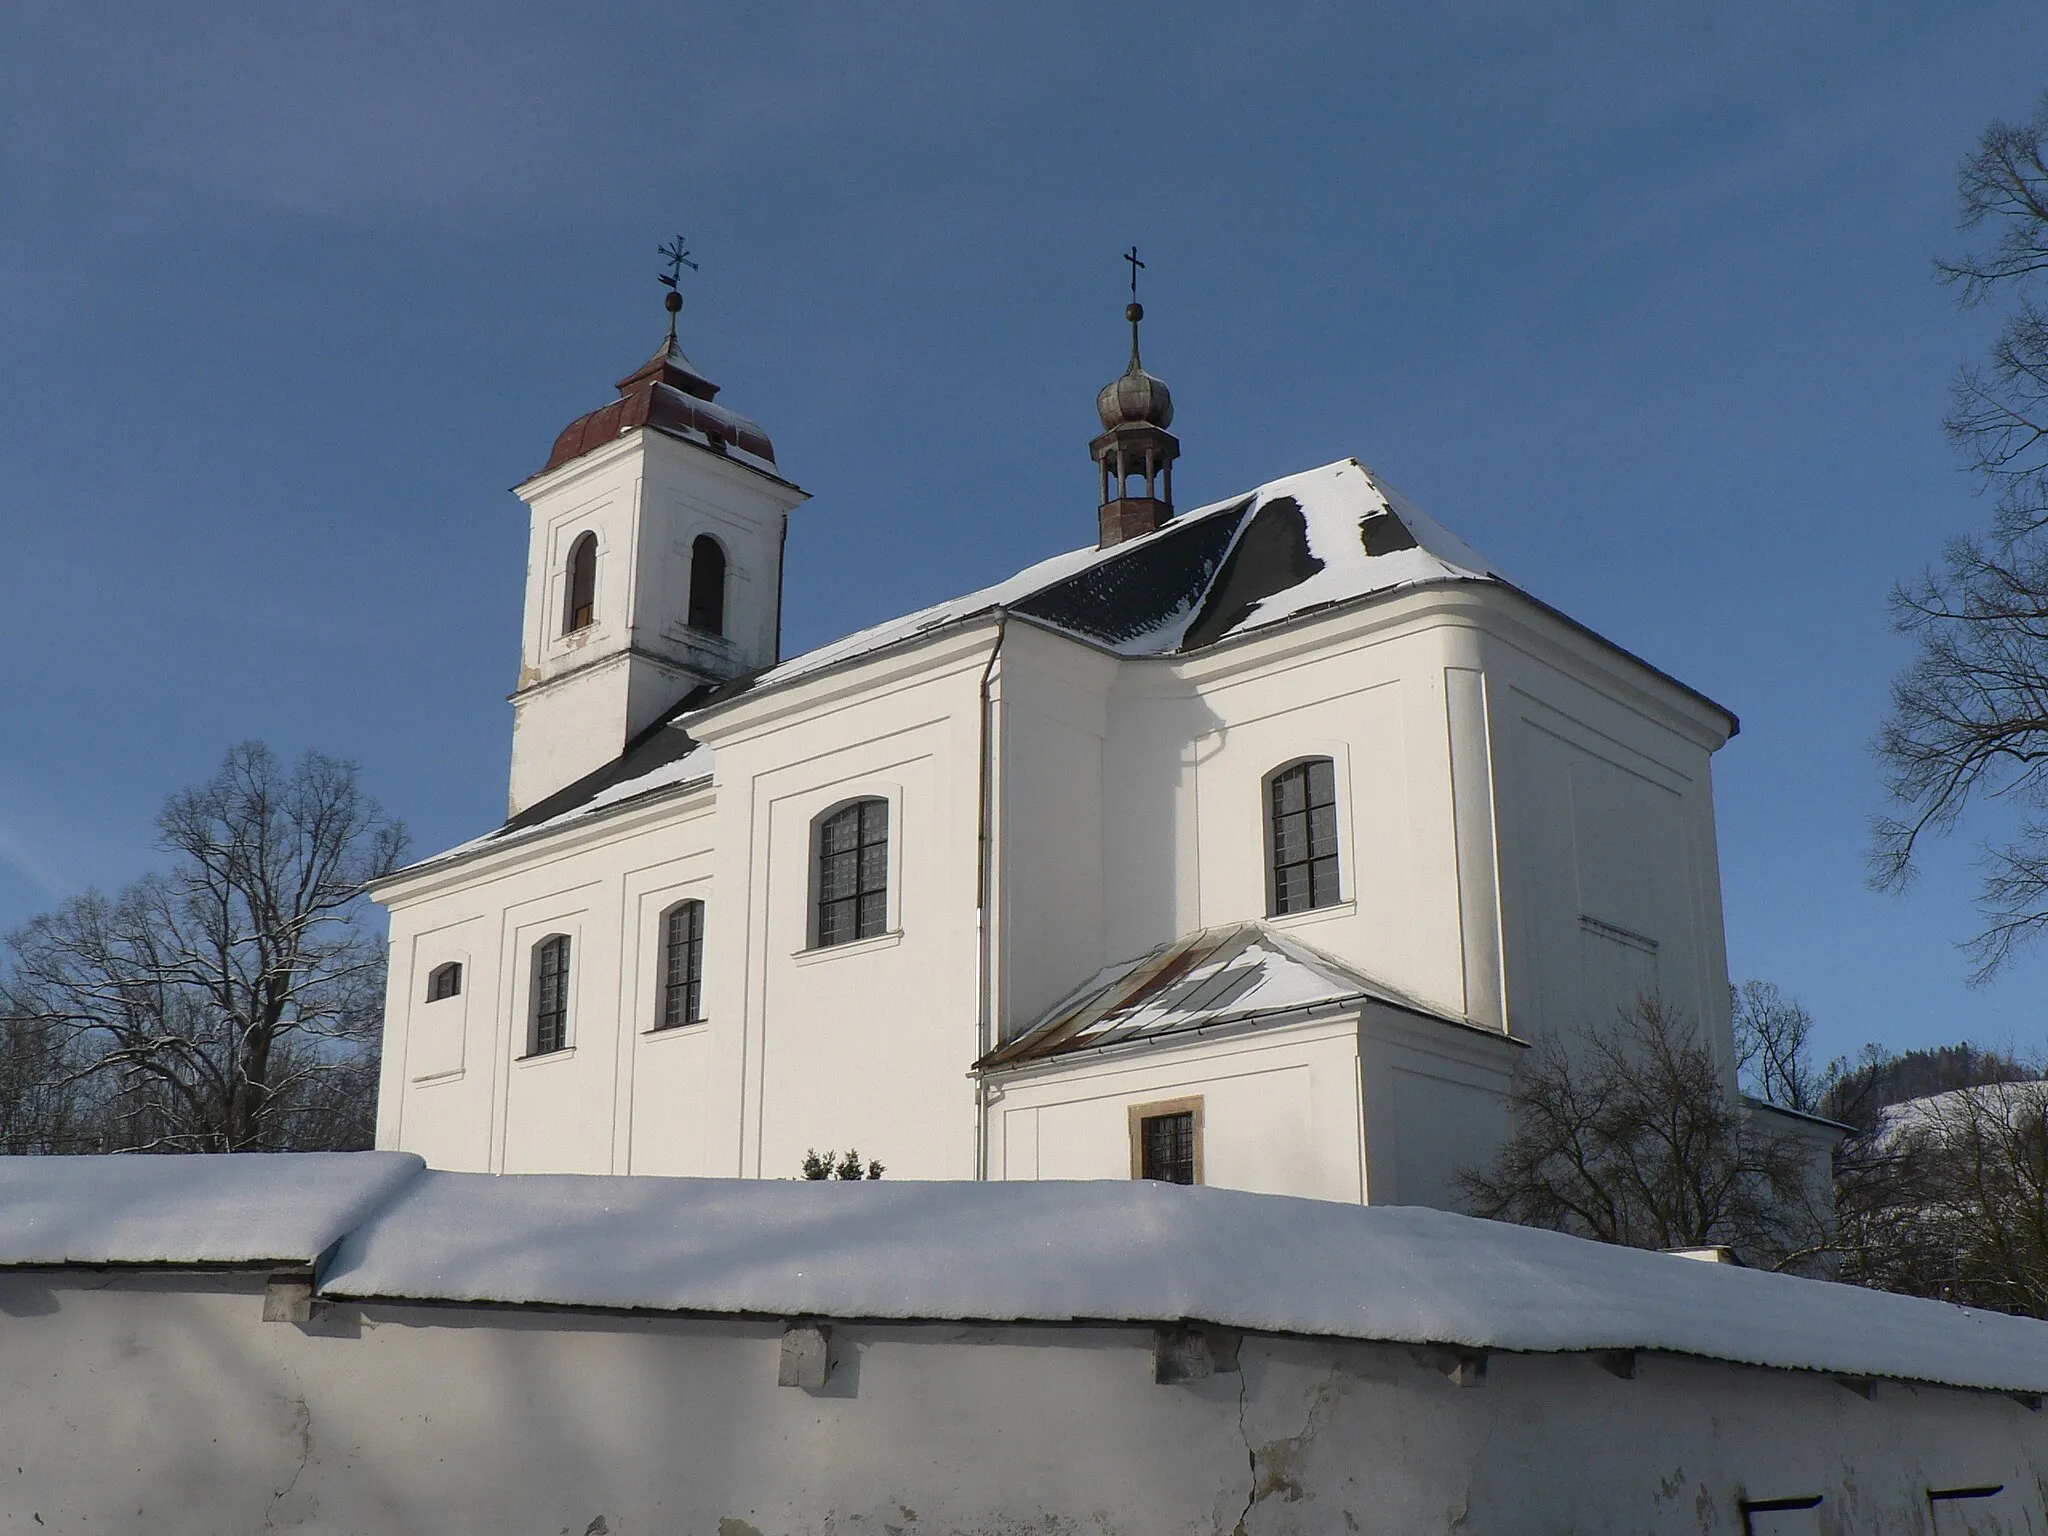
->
372;278;1776;1206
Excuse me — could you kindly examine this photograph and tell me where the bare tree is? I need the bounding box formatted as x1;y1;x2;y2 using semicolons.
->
1838;1079;2048;1317
0;1010;103;1154
1732;979;1822;1113
0;743;407;1152
1458;997;1827;1268
1874;94;2048;977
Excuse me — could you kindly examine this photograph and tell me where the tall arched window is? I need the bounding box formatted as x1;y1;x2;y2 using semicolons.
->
815;798;889;947
688;534;726;635
659;900;705;1028
563;532;598;634
530;934;571;1055
1268;758;1341;915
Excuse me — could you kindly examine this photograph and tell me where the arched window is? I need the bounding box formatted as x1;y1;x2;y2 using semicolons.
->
815;798;889;947
1268;758;1341;915
563;532;597;634
659;900;706;1028
688;534;726;635
426;961;463;1002
530;934;571;1055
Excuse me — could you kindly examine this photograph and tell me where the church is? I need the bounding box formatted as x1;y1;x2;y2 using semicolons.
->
370;279;1756;1204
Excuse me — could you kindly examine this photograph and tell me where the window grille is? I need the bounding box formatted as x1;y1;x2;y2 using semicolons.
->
661;901;705;1027
531;934;571;1054
688;535;726;635
1140;1111;1197;1184
816;799;889;947
564;533;597;633
1269;758;1341;915
426;962;462;1002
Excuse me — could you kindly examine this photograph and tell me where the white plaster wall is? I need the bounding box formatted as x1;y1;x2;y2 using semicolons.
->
376;791;722;1177
988;1019;1365;1202
1472;605;1737;1074
5;1270;2044;1536
990;623;1115;1033
1083;589;1733;1063
1353;1004;1520;1208
508;429;802;816
690;628;995;1182
633;431;791;675
1092;606;1481;1031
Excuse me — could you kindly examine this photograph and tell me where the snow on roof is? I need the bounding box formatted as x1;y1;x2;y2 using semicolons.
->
977;921;1465;1070
315;1171;2048;1395
457;739;715;853
0;1152;424;1268
739;458;1500;695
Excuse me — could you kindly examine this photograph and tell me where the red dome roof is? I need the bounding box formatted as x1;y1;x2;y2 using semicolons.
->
536;339;780;479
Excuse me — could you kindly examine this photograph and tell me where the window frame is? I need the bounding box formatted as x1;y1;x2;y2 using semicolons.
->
1265;755;1344;917
1127;1096;1205;1185
656;899;706;1030
528;933;573;1057
425;961;463;1003
687;534;727;637
811;796;892;949
562;531;598;636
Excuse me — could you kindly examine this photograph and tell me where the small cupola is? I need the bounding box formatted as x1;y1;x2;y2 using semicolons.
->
1090;248;1181;548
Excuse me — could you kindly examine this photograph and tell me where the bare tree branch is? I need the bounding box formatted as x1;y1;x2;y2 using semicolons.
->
1872;94;2048;976
1457;996;1828;1268
0;743;406;1152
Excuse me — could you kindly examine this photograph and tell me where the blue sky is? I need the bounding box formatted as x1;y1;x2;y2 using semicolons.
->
1;3;2043;1065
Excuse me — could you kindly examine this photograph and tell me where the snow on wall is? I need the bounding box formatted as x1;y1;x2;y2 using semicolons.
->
0;1152;424;1267
13;1153;2048;1397
319;1168;2048;1395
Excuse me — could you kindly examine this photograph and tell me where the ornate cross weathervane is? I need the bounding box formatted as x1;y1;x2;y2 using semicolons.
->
657;235;699;344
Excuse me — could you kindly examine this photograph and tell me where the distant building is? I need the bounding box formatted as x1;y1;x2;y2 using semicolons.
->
372;295;1761;1198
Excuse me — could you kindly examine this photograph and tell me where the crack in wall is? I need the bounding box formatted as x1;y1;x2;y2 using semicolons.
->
1232;1366;1255;1536
1234;1360;1347;1534
265;1369;314;1532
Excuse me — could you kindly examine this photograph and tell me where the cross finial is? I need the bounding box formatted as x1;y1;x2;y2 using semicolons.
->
657;235;699;345
1122;246;1147;367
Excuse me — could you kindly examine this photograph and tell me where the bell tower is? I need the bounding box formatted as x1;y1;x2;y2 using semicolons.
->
1090;247;1180;548
505;248;808;816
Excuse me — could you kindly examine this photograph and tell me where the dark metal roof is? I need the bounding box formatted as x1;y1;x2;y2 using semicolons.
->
1013;497;1249;646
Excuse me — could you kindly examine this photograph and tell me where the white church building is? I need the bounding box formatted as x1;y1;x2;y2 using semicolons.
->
371;292;1747;1204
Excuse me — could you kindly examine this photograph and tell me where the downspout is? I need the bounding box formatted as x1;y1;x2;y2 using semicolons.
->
772;513;789;664
974;613;1008;1180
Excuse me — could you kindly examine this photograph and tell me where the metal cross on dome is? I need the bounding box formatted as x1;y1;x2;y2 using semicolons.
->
1124;245;1144;300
